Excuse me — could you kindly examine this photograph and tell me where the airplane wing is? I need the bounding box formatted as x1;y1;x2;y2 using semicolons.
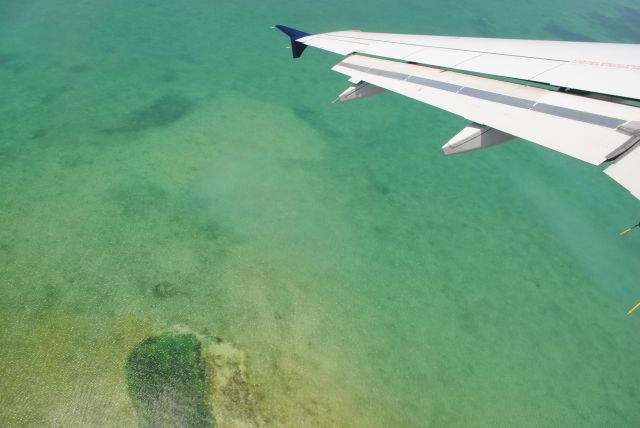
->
275;25;640;203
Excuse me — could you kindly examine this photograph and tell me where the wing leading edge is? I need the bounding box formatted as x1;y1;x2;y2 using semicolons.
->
275;25;640;204
295;29;640;101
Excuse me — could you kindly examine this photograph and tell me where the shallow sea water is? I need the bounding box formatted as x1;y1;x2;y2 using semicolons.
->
1;0;640;426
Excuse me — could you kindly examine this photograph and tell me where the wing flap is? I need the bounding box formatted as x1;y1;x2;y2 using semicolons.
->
332;54;640;165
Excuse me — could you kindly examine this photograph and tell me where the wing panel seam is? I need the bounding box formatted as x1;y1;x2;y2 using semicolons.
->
322;34;571;63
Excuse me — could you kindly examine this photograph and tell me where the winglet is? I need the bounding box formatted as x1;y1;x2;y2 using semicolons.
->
275;25;312;58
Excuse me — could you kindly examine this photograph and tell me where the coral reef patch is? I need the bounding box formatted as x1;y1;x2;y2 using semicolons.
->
104;94;195;134
125;327;266;427
153;281;179;299
126;332;215;427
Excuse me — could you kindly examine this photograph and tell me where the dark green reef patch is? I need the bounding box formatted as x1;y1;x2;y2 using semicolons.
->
68;63;92;73
473;18;495;37
589;7;640;42
153;281;179;299
0;53;16;66
545;23;594;42
29;129;47;140
104;94;195;134
161;69;180;83
126;333;215;427
290;104;341;139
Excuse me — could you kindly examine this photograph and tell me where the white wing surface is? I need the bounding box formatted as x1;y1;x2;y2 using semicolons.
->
275;25;640;203
299;30;640;100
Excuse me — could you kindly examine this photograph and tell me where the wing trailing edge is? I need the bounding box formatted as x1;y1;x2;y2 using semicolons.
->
331;54;640;165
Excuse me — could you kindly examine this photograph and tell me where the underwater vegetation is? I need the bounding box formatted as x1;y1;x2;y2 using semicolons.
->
104;94;195;134
153;281;180;299
545;23;594;41
161;69;180;83
126;333;215;427
0;52;27;73
589;6;640;42
29;129;47;140
125;328;265;427
473;17;496;37
68;63;92;73
0;53;16;66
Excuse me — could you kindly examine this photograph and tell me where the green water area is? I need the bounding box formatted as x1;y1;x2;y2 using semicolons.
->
1;0;639;426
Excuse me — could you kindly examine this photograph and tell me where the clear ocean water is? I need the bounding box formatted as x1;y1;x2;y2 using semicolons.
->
1;0;639;426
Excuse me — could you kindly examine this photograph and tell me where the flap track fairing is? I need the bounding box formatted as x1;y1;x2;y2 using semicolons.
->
442;123;515;156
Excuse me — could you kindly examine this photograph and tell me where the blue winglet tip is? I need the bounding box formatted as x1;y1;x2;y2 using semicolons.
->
275;24;312;59
275;25;311;40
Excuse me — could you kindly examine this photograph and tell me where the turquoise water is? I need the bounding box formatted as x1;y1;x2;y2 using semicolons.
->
1;0;640;426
